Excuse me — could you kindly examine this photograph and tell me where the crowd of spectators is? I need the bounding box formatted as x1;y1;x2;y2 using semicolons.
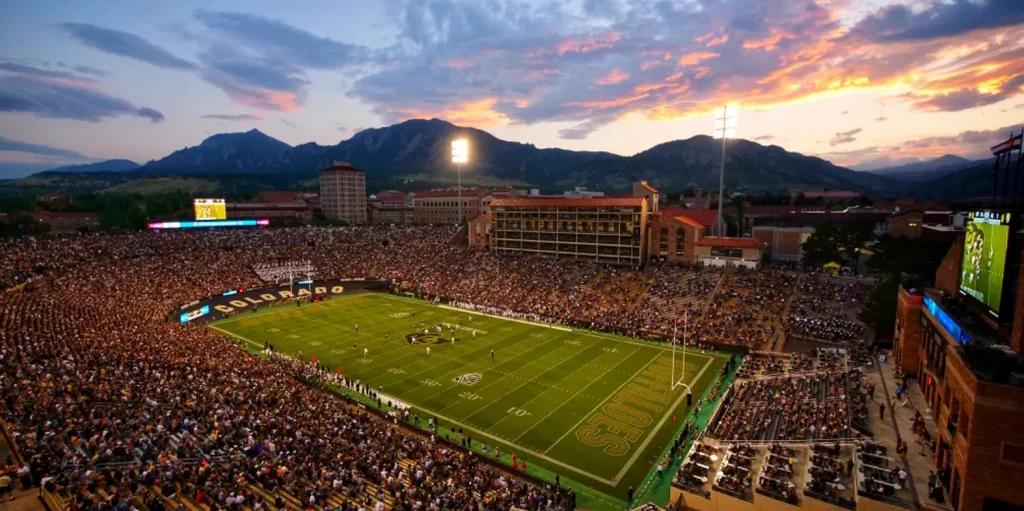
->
694;267;797;350
784;276;869;343
711;371;859;442
0;225;880;511
0;226;575;511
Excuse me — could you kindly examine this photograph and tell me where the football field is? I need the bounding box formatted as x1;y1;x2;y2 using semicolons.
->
210;292;727;508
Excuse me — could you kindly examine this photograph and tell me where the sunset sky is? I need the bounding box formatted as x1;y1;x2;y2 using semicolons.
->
2;0;1024;177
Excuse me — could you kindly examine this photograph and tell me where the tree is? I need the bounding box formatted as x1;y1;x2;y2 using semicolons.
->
860;234;953;335
801;224;843;267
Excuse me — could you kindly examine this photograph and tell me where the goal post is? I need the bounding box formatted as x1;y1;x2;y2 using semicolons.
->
671;312;693;394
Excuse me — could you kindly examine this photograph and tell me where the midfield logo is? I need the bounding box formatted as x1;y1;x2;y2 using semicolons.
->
390;312;412;318
454;373;482;386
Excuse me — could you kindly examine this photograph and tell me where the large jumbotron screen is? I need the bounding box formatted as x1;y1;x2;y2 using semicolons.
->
959;211;1012;319
194;198;227;220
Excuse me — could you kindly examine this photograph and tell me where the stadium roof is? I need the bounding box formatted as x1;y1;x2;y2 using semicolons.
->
695;237;764;249
491;197;645;207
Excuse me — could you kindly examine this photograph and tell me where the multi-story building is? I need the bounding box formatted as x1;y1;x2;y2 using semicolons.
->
368;191;414;224
318;161;367;224
226;202;313;222
893;240;1024;511
488;197;648;265
413;188;490;225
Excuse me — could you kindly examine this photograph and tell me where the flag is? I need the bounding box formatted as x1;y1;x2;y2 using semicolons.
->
991;133;1022;156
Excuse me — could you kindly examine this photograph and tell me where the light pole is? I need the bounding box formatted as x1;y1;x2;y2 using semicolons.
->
452;138;469;225
713;104;738;237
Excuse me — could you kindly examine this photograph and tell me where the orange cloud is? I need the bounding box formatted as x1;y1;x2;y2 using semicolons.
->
596;68;630;85
677;52;719;66
641;60;664;71
440;58;475;70
391;98;507;128
742;28;795;51
557;31;622;56
569;93;650;109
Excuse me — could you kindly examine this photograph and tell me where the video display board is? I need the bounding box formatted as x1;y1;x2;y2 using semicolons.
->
194;198;227;220
959;211;1012;319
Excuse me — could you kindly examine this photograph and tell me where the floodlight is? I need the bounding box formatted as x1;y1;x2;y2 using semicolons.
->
452;139;469;164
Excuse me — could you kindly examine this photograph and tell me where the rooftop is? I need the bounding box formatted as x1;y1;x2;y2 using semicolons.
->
490;197;645;208
414;187;490;198
319;161;364;173
695;237;764;249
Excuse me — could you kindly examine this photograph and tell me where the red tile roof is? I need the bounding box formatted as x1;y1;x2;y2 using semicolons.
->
798;190;864;199
491;197;645;208
662;208;718;227
253;190;316;203
319;162;364;173
672;216;705;229
414;188;490;198
695;237;764;249
638;181;659;194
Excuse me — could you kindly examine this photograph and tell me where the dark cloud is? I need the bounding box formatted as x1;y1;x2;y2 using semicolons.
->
194;10;369;69
279;119;296;128
910;74;1024;112
875;116;888;122
902;124;1024;149
558;120;604;140
829;128;862;146
841;110;848;114
72;65;108;76
0;136;88;159
754;135;775;141
0;74;164;122
202;113;263;121
60;23;196;70
198;49;307;111
849;0;1024;42
0;61;87;81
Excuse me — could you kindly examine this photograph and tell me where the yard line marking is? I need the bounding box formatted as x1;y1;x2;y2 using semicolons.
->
511;343;645;443
543;348;666;454
409;405;612;485
611;354;715;485
458;330;599;422
209;325;264;350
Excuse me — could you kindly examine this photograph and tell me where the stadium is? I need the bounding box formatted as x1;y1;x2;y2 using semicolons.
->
2;212;918;511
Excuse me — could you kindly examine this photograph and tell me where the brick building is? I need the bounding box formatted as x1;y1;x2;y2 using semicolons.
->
27;211;99;233
413;188;490;225
693;237;764;268
888;209;957;239
751;225;815;262
488;197;648;265
647;209;717;264
368;191;414;224
893;238;1024;511
318;161;367;224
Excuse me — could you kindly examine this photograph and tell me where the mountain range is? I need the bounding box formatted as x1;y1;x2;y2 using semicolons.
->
8;119;997;198
866;154;987;182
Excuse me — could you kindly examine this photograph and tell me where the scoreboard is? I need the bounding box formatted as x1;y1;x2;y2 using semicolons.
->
194;198;227;220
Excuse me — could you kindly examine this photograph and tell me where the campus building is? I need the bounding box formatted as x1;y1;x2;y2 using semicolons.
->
488;197;648;265
318;161;367;224
893;241;1024;511
413;187;491;225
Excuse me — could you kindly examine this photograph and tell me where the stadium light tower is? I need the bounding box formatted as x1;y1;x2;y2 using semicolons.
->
713;104;739;237
452;138;469;225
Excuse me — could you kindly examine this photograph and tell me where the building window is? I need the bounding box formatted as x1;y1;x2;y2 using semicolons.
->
659;227;668;253
676;228;685;256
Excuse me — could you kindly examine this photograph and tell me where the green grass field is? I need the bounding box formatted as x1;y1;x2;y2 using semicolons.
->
210;292;727;509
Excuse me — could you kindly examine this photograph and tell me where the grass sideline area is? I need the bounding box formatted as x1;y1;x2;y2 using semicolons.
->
210;293;730;510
